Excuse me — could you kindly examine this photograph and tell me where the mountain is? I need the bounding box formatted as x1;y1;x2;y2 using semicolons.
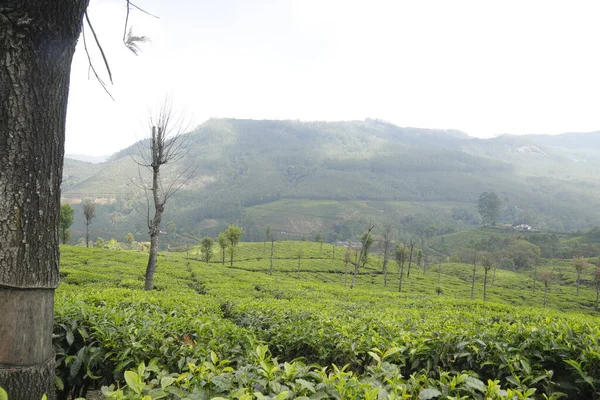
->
65;153;109;164
61;118;600;243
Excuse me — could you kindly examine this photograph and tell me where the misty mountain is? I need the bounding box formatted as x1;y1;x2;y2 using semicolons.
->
61;118;600;242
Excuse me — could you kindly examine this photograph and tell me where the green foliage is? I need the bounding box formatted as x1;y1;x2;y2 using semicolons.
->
223;225;244;266
200;237;214;263
52;243;600;398
60;203;75;244
478;192;501;226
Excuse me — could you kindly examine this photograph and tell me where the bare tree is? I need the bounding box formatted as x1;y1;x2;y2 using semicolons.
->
572;256;588;296
482;253;493;302
344;247;352;287
82;200;96;247
395;243;408;292
268;229;276;275
134;99;191;291
406;238;416;278
380;225;394;286
470;247;478;300
538;270;554;307
351;223;375;289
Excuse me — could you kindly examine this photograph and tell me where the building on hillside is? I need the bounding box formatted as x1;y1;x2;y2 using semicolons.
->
514;224;532;231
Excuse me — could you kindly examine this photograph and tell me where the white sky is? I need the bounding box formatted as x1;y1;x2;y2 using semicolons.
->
66;0;600;156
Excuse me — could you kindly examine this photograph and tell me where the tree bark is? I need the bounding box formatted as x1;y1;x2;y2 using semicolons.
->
483;268;489;301
145;167;164;291
0;1;89;398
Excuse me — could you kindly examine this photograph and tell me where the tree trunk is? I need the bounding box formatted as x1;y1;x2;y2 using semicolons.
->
483;268;489;302
144;231;160;290
406;242;414;278
470;251;477;300
145;163;165;291
576;272;580;296
596;285;599;311
0;1;89;398
398;261;405;292
85;220;90;247
543;284;548;307
269;240;274;275
344;261;348;287
221;248;225;266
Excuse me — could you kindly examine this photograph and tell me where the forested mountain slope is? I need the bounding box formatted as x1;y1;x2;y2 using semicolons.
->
62;118;600;242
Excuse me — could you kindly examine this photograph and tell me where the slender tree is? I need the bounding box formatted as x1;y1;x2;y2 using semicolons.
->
470;247;478;300
395;244;408;292
538;270;554;307
380;225;394;286
200;237;214;264
224;225;243;266
217;232;228;266
416;248;424;275
482;253;493;302
344;247;352;287
351;224;375;289
572;256;588;296
0;1;90;396
135;99;191;291
297;249;303;276
264;225;271;256
82;200;96;248
315;232;324;252
59;203;75;244
406;239;416;278
268;229;276;275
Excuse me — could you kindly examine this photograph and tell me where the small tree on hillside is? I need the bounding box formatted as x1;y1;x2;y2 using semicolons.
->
380;225;394;286
351;223;375;289
538;269;553;307
82;200;96;248
406;239;416;278
482;253;493;302
315;232;324;252
268;229;276;275
200;237;214;264
478;192;501;226
395;243;408;292
134;99;191;291
416;248;424;274
360;231;374;268
297;249;303;276
470;247;478;300
344;247;352;287
224;225;244;266
126;232;135;249
59;203;75;244
217;232;228;266
264;225;271;256
572;256;588;296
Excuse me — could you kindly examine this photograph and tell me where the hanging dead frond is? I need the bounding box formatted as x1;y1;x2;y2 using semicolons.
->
124;26;150;55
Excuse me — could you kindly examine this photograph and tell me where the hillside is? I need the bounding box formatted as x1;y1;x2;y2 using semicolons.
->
52;244;600;398
61;118;600;242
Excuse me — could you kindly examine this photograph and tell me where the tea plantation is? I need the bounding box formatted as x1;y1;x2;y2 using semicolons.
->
49;243;600;399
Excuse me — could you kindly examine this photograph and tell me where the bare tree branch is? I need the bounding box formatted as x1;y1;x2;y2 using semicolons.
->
81;25;114;101
85;11;113;84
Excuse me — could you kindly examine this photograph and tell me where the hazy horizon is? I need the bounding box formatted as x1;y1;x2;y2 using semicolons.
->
66;0;600;156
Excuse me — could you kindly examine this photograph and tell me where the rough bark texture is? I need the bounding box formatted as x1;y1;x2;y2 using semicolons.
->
0;1;89;398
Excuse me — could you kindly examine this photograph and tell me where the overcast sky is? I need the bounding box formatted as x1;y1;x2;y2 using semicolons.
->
66;0;600;156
